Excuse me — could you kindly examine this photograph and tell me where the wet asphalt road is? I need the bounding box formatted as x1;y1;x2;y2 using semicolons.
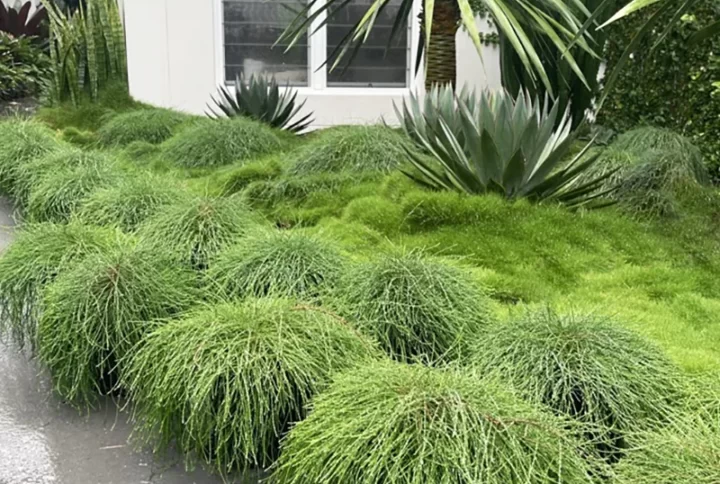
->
0;198;240;484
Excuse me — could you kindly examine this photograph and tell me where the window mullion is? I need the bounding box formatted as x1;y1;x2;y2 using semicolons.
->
309;0;328;90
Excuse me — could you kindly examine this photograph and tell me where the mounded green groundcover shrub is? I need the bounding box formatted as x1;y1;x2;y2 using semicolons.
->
26;153;123;223
98;108;192;146
471;309;684;460
0;119;60;194
207;228;345;300
336;250;490;362
123;299;378;473
162;118;283;168
78;175;184;231
38;238;200;406
288;125;411;175
0;221;117;348
274;360;596;483
138;194;261;269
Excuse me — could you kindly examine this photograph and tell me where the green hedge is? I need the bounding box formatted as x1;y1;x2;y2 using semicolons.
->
598;0;720;182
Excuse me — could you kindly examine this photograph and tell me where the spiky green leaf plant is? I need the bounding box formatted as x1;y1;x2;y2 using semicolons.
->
207;228;345;300
123;299;379;474
138;195;261;270
97;108;193;146
26;152;122;223
335;250;490;363
0;119;60;196
208;75;313;133
471;309;684;461
162;117;283;168
77;175;185;231
273;360;596;484
613;411;720;484
288;125;412;175
37;237;201;406
0;221;116;348
396;86;614;208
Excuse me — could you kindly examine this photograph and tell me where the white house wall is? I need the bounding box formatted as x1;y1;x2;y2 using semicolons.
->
123;0;502;126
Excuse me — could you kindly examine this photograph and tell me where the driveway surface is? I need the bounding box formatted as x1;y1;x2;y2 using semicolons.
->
0;198;249;484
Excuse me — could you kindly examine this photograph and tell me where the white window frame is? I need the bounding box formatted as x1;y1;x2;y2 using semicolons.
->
213;0;421;96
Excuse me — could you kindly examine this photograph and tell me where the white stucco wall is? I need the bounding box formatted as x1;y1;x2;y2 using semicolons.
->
123;0;501;126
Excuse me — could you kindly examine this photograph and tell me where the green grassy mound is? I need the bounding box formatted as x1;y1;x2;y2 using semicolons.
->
78;175;184;231
26;154;123;223
288;125;410;175
471;309;683;460
0;119;60;194
138;195;261;269
207;228;345;300
162;118;283;168
0;222;117;348
123;299;378;473
274;360;594;484
97;108;192;146
60;127;99;147
336;251;490;363
614;412;720;483
123;141;162;161
213;157;283;196
37;239;200;406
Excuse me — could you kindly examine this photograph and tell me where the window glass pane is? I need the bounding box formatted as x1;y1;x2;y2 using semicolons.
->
223;0;308;86
326;0;408;87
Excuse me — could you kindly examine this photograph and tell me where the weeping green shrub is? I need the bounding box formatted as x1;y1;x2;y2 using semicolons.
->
0;119;60;194
288;125;410;175
97;108;191;146
614;412;720;484
26;154;123;222
37;238;200;406
77;175;184;231
471;309;684;461
274;360;594;484
162;118;283;168
138;195;261;269
336;251;490;363
207;229;344;300
0;221;116;348
123;299;378;473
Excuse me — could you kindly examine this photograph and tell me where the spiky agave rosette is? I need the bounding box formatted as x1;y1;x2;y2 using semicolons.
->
471;309;684;461
206;228;345;300
123;299;379;474
37;236;201;406
335;250;491;363
0;221;117;348
273;360;596;484
138;194;262;270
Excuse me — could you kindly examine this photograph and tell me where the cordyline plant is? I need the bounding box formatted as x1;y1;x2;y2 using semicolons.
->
396;86;615;208
0;1;47;38
208;75;313;133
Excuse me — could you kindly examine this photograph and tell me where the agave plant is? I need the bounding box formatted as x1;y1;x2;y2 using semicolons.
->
0;1;47;39
395;86;615;207
207;74;313;133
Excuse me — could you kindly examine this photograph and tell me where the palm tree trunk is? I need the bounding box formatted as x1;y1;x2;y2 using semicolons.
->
420;0;460;90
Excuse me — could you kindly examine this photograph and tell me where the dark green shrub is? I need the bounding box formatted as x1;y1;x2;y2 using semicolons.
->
471;309;684;460
614;412;720;483
77;175;184;231
207;229;344;300
26;153;122;222
336;251;490;362
97;108;191;146
274;360;594;484
288;125;410;175
0;32;50;101
0;119;59;194
37;239;200;406
138;195;261;269
123;299;378;473
0;221;116;348
162;118;283;168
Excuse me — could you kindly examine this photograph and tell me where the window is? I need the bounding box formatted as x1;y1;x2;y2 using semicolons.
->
221;0;412;90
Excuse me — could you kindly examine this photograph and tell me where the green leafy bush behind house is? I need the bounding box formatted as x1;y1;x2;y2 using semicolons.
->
598;0;720;182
